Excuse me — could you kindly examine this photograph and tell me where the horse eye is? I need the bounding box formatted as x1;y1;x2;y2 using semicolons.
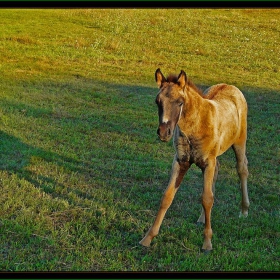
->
179;102;183;107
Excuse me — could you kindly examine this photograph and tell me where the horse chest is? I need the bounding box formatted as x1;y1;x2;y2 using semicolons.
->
174;128;206;168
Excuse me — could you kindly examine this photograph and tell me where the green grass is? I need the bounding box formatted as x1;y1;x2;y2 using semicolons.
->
0;9;279;271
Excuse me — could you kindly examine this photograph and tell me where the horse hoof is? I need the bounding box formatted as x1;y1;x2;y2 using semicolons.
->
239;211;248;218
202;248;212;255
196;221;204;227
139;239;151;247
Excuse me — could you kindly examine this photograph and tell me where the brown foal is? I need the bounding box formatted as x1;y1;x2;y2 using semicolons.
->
139;69;249;251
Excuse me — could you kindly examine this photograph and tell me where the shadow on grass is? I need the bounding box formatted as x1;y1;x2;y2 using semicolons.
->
1;77;279;205
0;130;89;196
0;81;166;219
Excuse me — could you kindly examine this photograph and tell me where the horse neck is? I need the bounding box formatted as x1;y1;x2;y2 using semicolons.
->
178;85;206;132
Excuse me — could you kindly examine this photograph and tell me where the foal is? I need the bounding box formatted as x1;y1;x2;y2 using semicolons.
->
139;69;249;251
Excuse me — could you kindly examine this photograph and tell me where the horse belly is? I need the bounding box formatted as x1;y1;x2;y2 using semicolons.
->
216;103;242;155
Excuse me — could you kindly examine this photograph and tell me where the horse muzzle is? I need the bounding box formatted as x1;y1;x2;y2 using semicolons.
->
157;122;173;142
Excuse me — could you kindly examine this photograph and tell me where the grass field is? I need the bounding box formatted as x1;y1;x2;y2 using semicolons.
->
0;8;279;272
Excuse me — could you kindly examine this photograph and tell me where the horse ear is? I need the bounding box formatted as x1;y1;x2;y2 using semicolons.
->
177;70;187;89
155;68;166;88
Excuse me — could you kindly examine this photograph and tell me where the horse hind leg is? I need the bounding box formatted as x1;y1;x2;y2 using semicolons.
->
232;143;250;217
197;159;219;224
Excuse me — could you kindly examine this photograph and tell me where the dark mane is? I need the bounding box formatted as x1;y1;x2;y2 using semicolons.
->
166;74;179;83
187;78;203;96
166;73;203;95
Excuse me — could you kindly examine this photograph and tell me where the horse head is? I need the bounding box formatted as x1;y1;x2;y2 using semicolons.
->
155;68;187;142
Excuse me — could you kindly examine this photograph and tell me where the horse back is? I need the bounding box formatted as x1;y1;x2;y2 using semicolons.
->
203;83;247;113
202;83;248;154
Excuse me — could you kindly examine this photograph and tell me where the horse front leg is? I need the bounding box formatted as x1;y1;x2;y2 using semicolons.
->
197;159;219;224
139;156;190;247
201;158;216;251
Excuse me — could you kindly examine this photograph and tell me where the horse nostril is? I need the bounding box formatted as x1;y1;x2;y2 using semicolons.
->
167;128;171;136
157;128;160;136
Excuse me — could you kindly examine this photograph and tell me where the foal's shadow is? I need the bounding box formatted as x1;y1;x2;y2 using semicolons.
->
0;131;88;196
